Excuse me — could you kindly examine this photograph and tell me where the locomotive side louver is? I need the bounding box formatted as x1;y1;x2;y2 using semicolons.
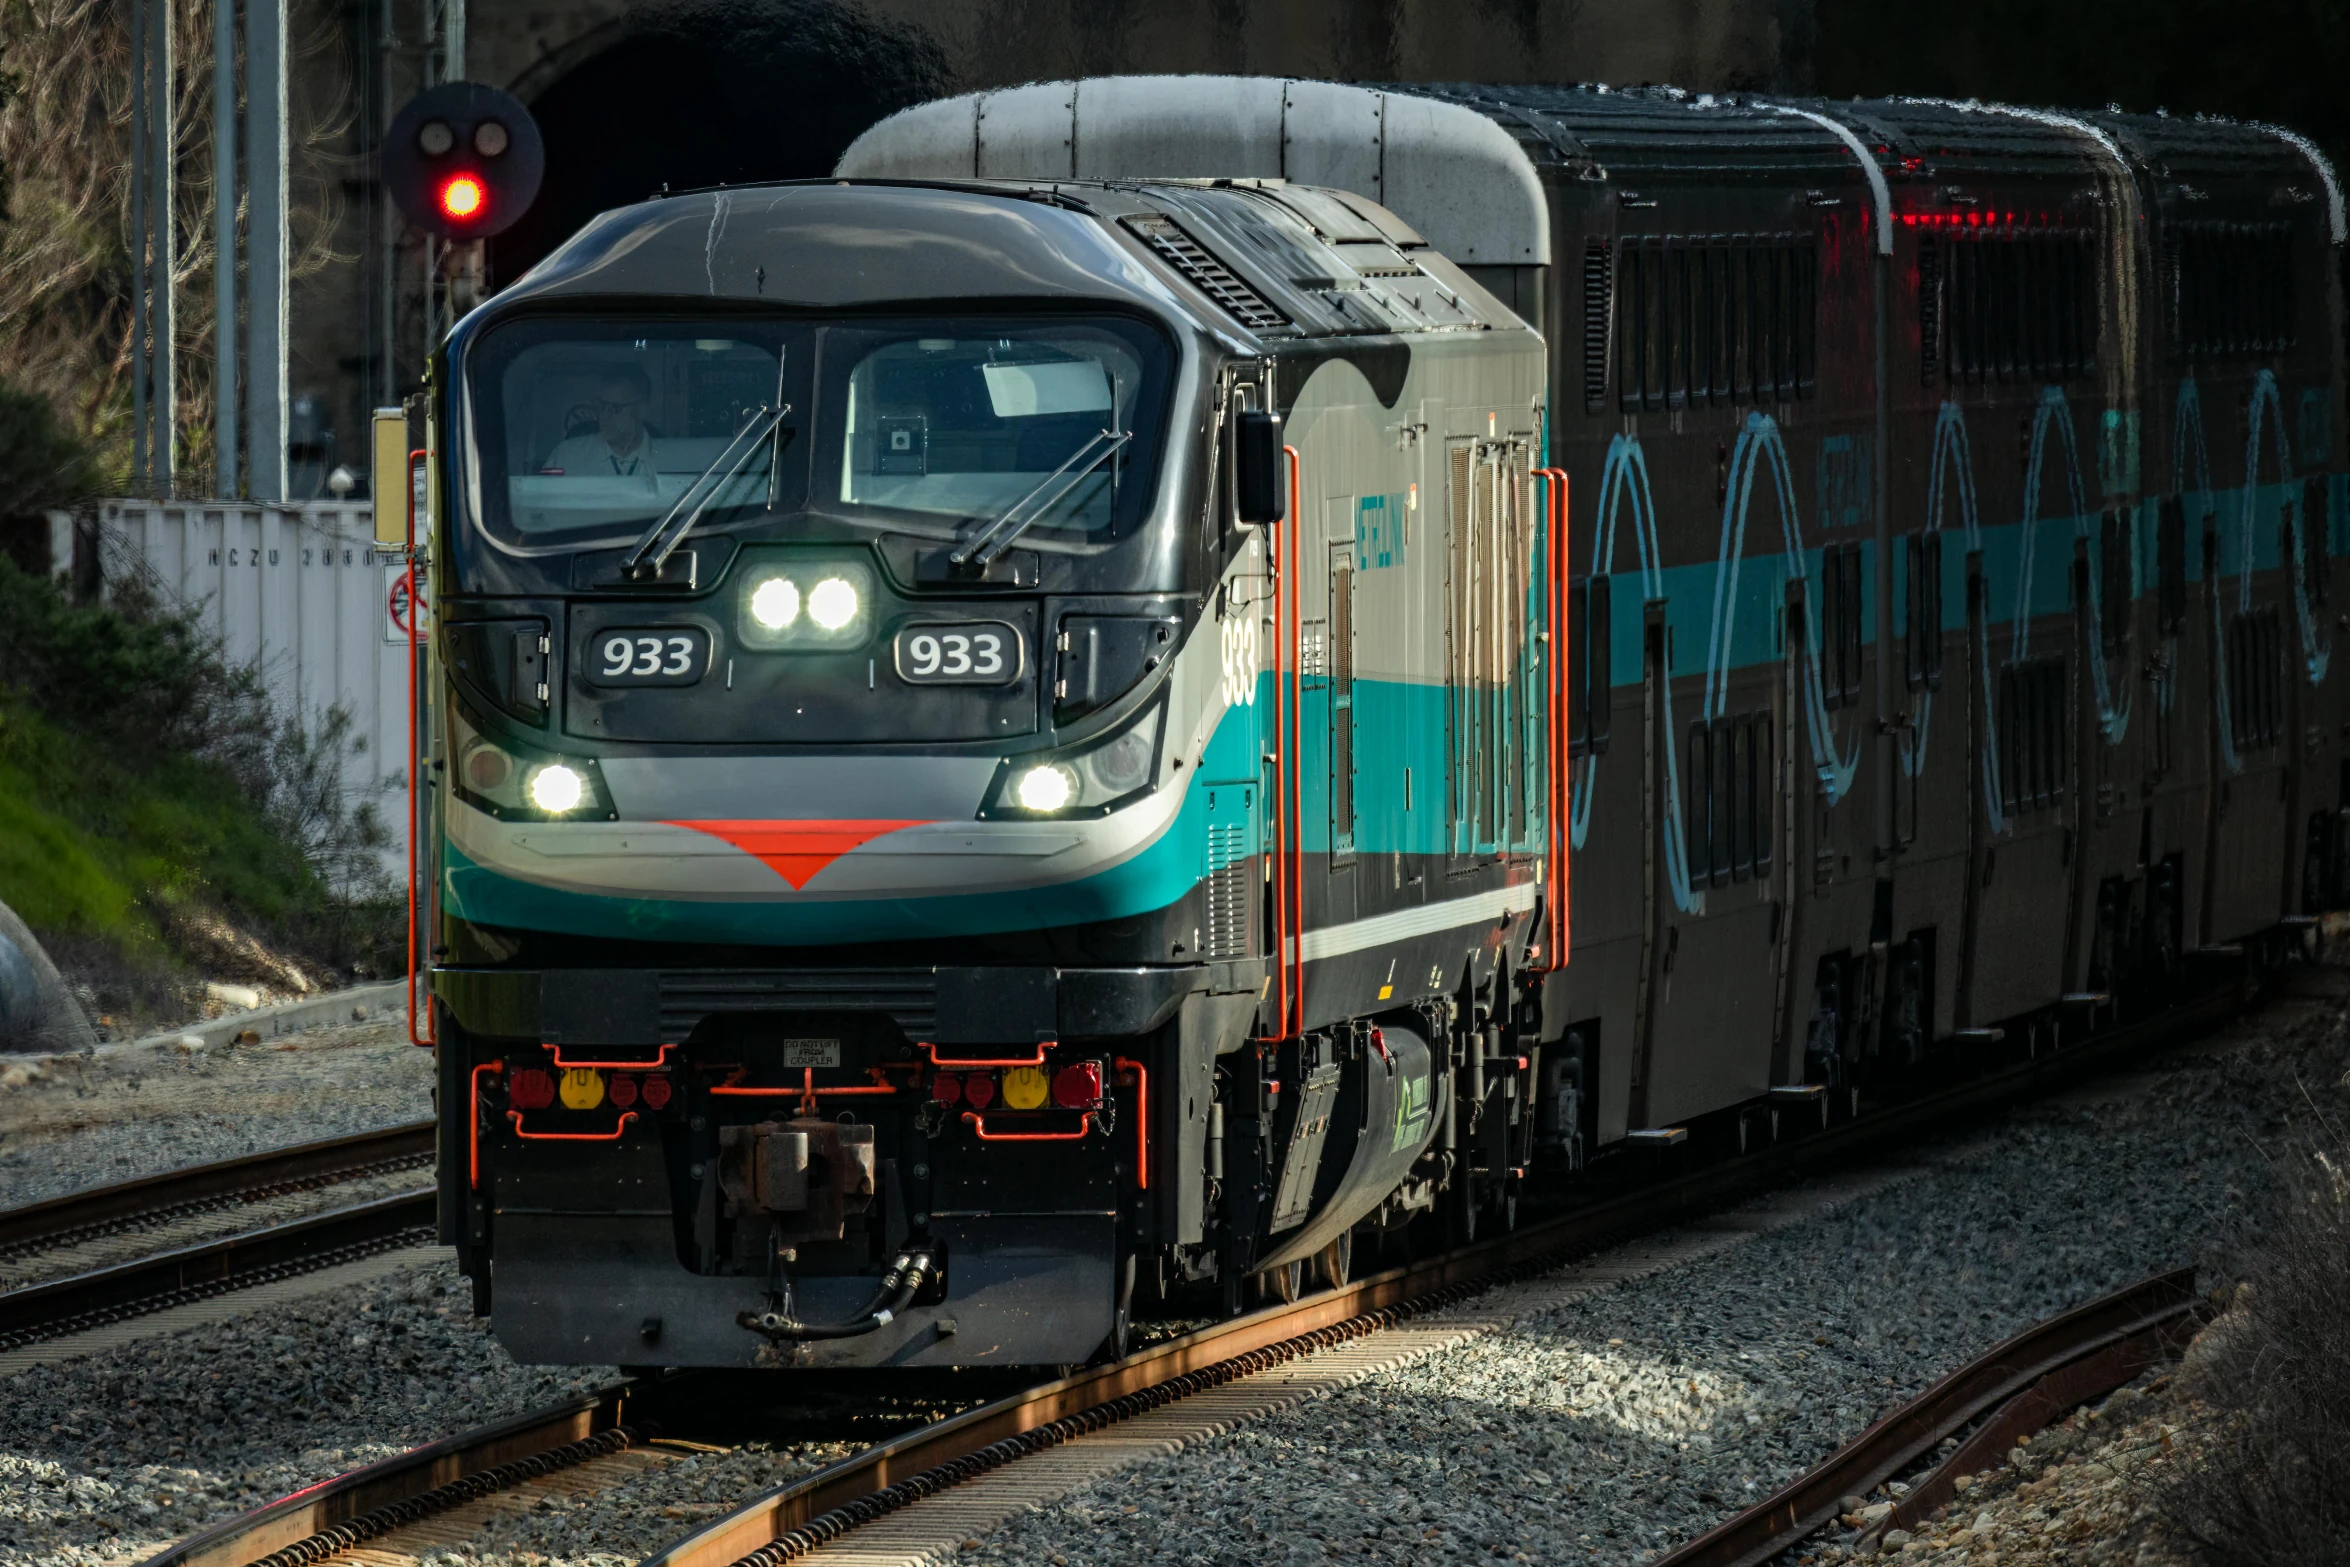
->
1126;215;1290;333
1582;239;1612;412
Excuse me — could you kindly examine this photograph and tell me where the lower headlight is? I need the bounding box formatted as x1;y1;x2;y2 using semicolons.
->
528;763;586;814
449;705;615;822
983;698;1166;819
1014;763;1077;813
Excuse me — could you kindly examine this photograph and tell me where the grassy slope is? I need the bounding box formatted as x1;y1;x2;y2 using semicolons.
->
0;694;325;982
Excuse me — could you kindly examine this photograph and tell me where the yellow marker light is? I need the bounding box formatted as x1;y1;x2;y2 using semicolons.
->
529;763;585;814
1015;763;1076;813
750;576;801;629
558;1067;606;1109
1001;1064;1050;1111
808;575;860;631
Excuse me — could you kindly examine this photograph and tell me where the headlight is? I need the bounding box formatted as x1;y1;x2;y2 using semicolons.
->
1015;763;1077;813
749;576;800;630
528;763;585;814
808;576;860;630
450;706;615;821
983;699;1166;819
737;558;874;650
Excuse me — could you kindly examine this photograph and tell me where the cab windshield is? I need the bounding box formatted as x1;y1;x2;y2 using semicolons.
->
462;315;1172;558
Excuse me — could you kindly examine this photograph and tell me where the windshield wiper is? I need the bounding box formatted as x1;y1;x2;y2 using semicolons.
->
949;428;1133;570
622;402;791;581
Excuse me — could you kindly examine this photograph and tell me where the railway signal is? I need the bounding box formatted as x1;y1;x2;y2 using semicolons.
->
383;83;544;239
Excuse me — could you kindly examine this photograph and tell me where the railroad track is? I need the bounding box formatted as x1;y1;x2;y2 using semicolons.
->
0;1121;437;1354
136;977;2244;1567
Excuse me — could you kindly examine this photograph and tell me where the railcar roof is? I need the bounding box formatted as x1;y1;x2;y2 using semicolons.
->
493;177;1523;344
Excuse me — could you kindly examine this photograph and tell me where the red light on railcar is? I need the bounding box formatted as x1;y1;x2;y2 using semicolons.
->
509;1067;555;1109
640;1074;672;1110
608;1073;639;1108
933;1072;965;1106
963;1072;997;1110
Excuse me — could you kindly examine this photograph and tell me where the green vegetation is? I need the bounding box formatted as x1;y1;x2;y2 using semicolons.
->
0;542;398;1026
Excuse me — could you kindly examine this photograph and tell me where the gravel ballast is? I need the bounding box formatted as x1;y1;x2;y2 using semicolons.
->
957;969;2350;1567
0;1015;429;1211
1;969;2342;1567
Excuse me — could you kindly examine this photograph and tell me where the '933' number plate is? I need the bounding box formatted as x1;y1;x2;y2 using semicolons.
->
588;627;710;686
895;622;1023;685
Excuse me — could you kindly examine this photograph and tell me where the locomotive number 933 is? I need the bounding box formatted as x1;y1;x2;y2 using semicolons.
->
415;75;2349;1370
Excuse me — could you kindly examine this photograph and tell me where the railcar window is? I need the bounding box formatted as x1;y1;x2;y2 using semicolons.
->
829;320;1166;541
1922;228;2095;387
1905;529;1944;691
2098;509;2133;660
2158;496;2189;635
2299;477;2332;608
1820;541;1865;710
1998;656;2069;815
2165;222;2296;361
1610;232;1816;414
1685;709;1774;888
1569;574;1612;757
2229;606;2285;751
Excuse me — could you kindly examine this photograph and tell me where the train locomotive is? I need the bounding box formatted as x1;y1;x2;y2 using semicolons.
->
420;76;2347;1370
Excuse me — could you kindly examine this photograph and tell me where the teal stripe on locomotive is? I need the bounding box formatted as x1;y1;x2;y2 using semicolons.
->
440;670;1489;946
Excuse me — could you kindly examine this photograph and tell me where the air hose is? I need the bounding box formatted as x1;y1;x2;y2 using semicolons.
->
738;1251;933;1341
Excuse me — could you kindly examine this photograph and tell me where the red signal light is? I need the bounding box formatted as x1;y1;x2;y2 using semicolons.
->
439;173;487;221
1051;1061;1103;1109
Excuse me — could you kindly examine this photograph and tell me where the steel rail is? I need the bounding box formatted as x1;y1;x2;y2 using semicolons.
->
140;1383;640;1567
0;1120;436;1261
1650;1268;2208;1567
138;967;2250;1567
640;983;2244;1567
0;1191;438;1352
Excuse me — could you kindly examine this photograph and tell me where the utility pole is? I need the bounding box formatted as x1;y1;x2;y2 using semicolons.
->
213;0;239;497
129;0;148;492
248;0;289;501
148;0;175;495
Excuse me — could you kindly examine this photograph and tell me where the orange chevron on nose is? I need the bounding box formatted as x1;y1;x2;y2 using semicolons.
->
666;819;931;889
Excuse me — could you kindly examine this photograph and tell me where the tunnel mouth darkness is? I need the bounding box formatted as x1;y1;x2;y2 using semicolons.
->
490;0;953;287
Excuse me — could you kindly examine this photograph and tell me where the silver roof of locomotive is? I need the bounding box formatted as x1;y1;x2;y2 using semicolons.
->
496;176;1523;342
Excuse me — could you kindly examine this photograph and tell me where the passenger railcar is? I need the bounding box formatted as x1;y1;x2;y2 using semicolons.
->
419;76;2346;1371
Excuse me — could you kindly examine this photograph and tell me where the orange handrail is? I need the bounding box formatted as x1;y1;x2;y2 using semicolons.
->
963;1108;1099;1142
508;1109;638;1143
547;1042;677;1071
469;1060;502;1189
1113;1056;1148;1189
1258;445;1305;1042
917;1040;1053;1069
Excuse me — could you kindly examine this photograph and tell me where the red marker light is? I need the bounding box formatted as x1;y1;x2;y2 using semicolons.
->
963;1072;997;1110
1051;1061;1103;1109
932;1072;965;1106
509;1067;555;1110
640;1073;672;1110
608;1073;640;1109
439;173;487;221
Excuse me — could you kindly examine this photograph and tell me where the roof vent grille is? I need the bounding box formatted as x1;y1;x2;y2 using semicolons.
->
1126;215;1290;333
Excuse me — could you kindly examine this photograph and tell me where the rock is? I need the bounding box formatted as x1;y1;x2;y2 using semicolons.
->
1973;1510;1997;1534
1883;1530;1914;1549
1862;1503;1895;1525
0;899;99;1054
205;982;263;1012
1842;1495;1869;1514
